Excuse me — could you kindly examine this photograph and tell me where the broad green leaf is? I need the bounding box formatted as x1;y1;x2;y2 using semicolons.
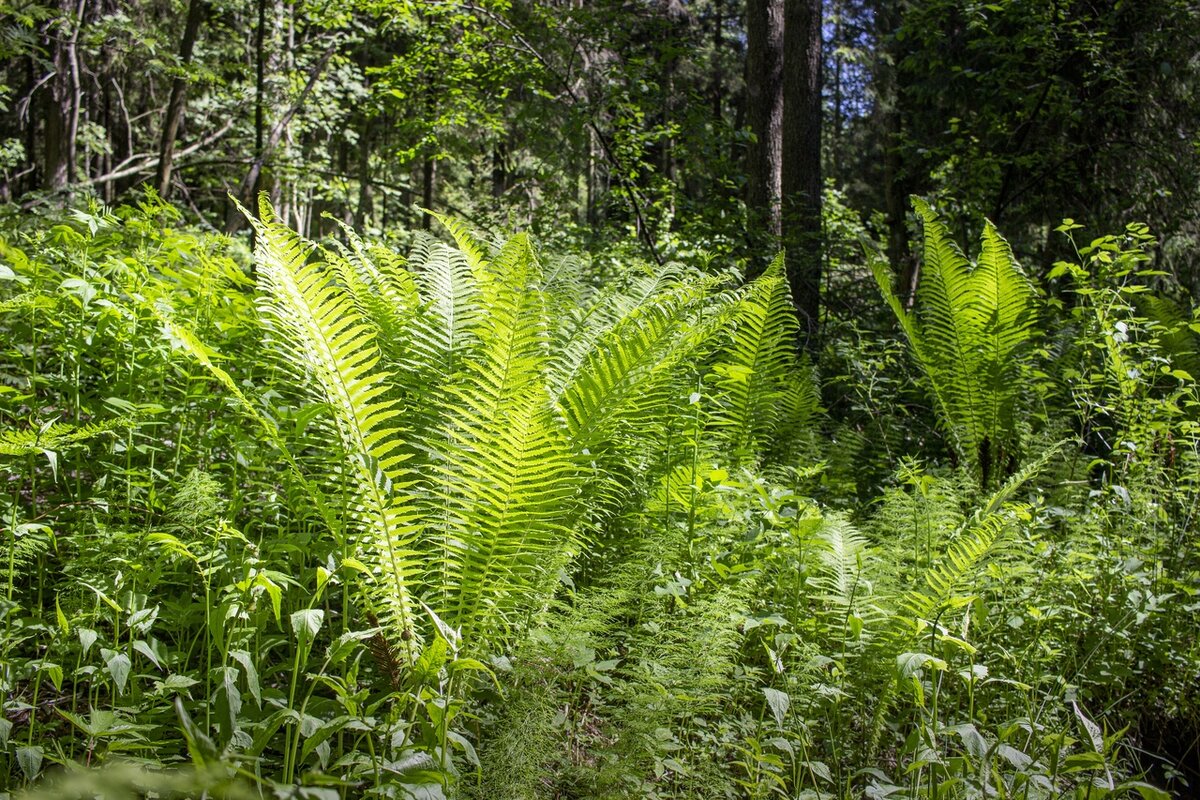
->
763;687;789;728
291;608;325;642
229;649;262;706
16;745;43;780
105;650;132;695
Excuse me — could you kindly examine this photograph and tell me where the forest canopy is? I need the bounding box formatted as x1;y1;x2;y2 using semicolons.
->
1;0;1199;798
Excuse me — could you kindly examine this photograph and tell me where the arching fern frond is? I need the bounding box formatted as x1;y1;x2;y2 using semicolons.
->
708;253;800;462
423;230;581;647
0;416;135;458
407;239;483;384
247;200;423;662
811;515;873;630
324;222;422;367
558;284;704;460
862;442;1063;755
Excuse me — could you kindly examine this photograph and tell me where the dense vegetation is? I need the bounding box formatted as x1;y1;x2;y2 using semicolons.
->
2;1;1199;798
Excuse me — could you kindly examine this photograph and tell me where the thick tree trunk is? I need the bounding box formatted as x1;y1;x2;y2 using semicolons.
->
156;0;207;198
43;0;79;191
781;0;823;348
745;0;784;239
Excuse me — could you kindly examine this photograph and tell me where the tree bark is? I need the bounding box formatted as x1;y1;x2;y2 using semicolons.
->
781;0;823;348
745;0;784;238
421;155;436;230
42;0;79;191
253;0;267;195
709;0;725;121
156;0;207;198
874;0;916;304
355;118;374;228
491;141;508;199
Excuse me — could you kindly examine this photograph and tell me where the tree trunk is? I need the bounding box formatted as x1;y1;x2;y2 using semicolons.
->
874;0;915;304
781;0;823;348
709;0;725;121
156;0;207;198
253;0;267;196
43;0;79;191
491;141;508;199
421;155;436;229
226;40;335;233
745;0;784;239
355;118;374;228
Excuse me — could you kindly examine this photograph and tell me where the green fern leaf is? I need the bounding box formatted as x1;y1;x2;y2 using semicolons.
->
248;201;423;661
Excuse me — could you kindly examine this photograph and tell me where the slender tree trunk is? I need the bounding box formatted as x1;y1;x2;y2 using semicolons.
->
586;126;598;227
491;141;508;199
253;0;267;198
831;0;843;181
782;0;823;348
226;40;334;232
156;0;207;198
355;118;374;228
65;0;85;185
659;0;688;202
99;2;113;202
745;0;784;239
421;156;436;229
23;56;37;194
875;0;915;303
710;0;725;121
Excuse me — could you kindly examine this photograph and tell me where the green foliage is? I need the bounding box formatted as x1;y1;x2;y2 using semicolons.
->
873;197;1040;487
1;198;1196;799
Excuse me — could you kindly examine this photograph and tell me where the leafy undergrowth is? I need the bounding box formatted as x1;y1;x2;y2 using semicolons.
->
0;196;1197;799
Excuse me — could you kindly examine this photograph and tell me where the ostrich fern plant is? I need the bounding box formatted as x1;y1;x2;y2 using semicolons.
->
872;198;1039;487
213;203;784;663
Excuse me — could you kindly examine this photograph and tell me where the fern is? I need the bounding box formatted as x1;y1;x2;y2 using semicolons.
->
882;444;1059;650
407;238;483;389
811;515;872;628
862;442;1063;755
0;291;55;315
322;223;423;370
872;198;1039;486
557;284;703;460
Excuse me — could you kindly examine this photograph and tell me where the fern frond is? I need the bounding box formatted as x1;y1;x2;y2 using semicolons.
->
558;285;704;459
423;230;579;646
878;440;1061;652
4;522;54;572
324;223;422;364
407;240;483;382
1137;294;1200;381
429;211;491;279
0;416;135;457
248;201;423;661
709;253;800;461
811;515;872;620
0;292;56;315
